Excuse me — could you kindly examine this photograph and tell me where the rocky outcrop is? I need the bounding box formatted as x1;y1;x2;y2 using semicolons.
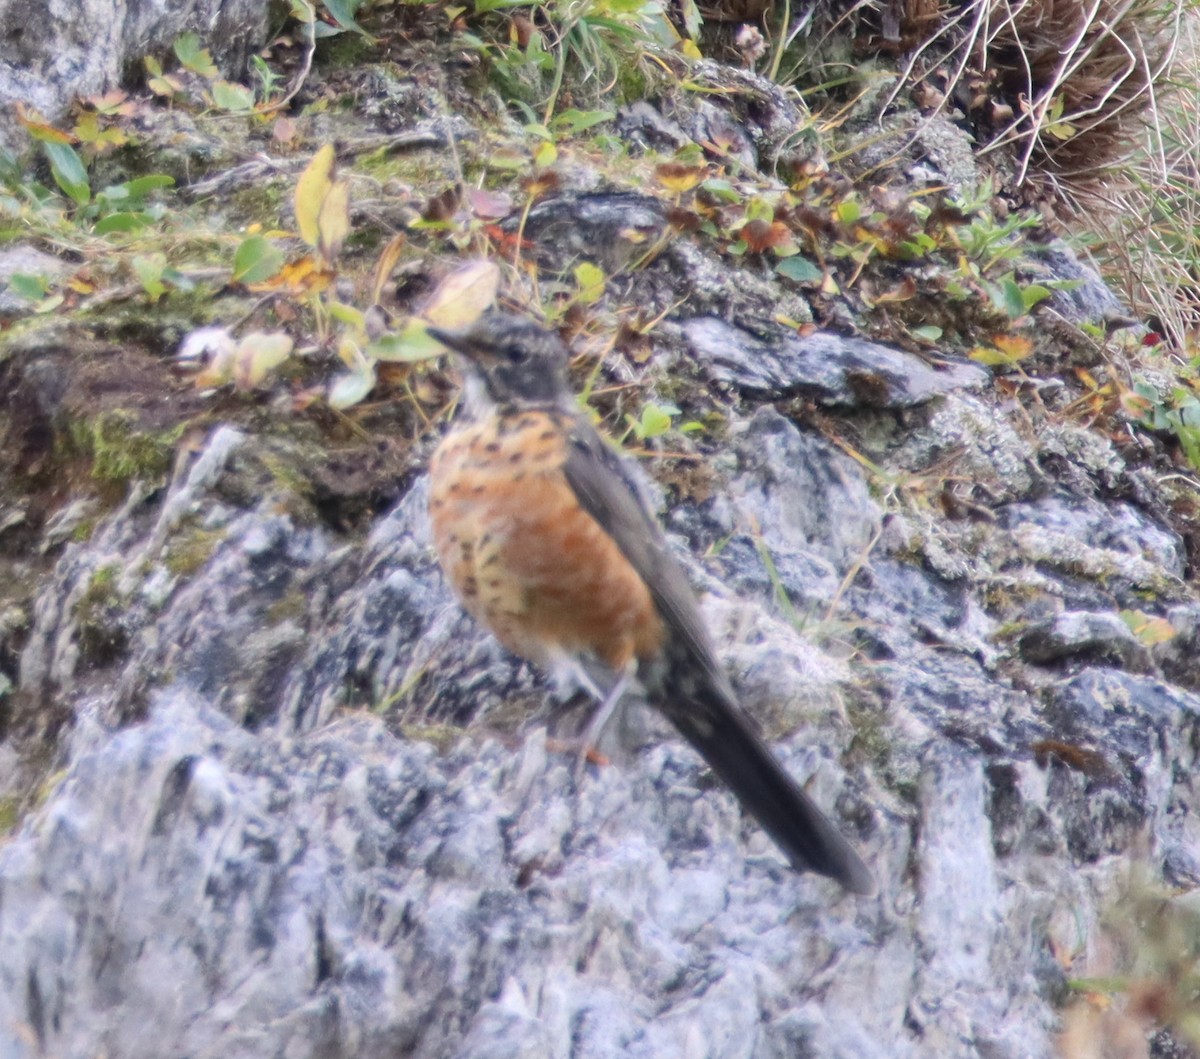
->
1;29;1196;1059
0;0;269;154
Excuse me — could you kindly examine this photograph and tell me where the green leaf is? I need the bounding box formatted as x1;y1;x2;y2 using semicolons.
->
211;81;256;112
322;0;374;37
911;325;943;342
699;178;739;203
162;268;195;292
123;174;175;198
550;109;614;135
133;253;167;299
835;198;861;224
744;197;774;223
629;402;680;440
369;319;444;362
328;366;376;409
573;262;605;304
774;256;822;282
996;277;1026;319
94;212;153;234
327;301;366;329
174;32;218;77
1021;283;1052;311
42;141;89;205
232;235;285;284
8;272;49;301
677;0;702;37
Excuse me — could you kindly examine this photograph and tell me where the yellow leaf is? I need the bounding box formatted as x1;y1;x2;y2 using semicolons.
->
317;178;350;264
248;255;334;296
970;334;1036;367
295;144;335;248
1120;609;1177;646
337;336;370;371
992;334;1034;359
574;262;605;304
422;260;501;328
371;232;407;306
655;163;705;194
233;332;294;390
533;140;557;168
15;107;74;144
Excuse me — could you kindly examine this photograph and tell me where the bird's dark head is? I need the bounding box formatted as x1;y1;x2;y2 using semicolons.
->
427;311;571;412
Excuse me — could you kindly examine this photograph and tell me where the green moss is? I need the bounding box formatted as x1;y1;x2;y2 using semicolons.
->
164;525;227;578
257;450;318;511
82;562;120;599
68;411;186;485
227;181;286;225
400;723;469;752
0;795;19;837
264;587;309;626
356;146;445;186
74;562;129;664
845;696;891;773
316;31;376;70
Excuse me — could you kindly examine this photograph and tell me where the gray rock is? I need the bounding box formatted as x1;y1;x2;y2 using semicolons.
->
1018;611;1150;669
509;193;668;274
729;406;881;573
2;39;1198;1059
683;317;990;406
0;245;72;314
0;0;269;154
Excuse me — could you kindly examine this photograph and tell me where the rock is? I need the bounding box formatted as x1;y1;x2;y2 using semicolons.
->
2;16;1199;1059
0;0;270;154
1018;611;1150;670
509;193;668;273
0;245;73;315
682;316;990;406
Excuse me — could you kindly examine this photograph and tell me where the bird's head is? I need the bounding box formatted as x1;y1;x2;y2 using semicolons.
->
427;311;572;413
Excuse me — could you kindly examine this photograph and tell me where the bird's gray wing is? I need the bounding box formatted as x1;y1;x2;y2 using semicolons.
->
560;418;732;694
561;416;876;895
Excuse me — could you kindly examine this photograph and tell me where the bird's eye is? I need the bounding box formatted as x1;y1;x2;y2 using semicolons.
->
506;345;529;364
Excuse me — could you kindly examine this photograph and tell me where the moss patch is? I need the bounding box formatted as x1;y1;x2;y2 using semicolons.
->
69;411;187;486
164;525;228;578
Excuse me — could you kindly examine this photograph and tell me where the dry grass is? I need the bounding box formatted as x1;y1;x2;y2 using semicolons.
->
879;0;1186;183
1072;22;1200;349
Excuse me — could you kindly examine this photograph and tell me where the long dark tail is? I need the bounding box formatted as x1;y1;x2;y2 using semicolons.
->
657;679;876;896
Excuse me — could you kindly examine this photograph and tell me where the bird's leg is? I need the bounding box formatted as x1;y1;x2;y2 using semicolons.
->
572;661;635;781
546;654;636;779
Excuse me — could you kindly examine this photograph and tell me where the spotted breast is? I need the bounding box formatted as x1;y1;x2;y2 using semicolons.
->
428;409;664;674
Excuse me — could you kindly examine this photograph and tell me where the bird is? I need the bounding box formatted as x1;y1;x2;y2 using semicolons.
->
425;310;875;895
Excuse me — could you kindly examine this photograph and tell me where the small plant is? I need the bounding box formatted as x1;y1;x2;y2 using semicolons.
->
1133;378;1200;471
621;401;703;443
461;0;677;121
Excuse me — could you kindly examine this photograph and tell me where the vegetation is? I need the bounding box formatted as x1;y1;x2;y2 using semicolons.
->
2;0;1200;1046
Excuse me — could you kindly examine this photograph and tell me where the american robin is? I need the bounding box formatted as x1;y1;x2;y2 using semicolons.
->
426;310;875;895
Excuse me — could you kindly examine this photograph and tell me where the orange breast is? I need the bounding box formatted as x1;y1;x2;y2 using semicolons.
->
429;411;663;672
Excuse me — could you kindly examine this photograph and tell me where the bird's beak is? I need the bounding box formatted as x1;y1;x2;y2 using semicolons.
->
427;323;489;361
